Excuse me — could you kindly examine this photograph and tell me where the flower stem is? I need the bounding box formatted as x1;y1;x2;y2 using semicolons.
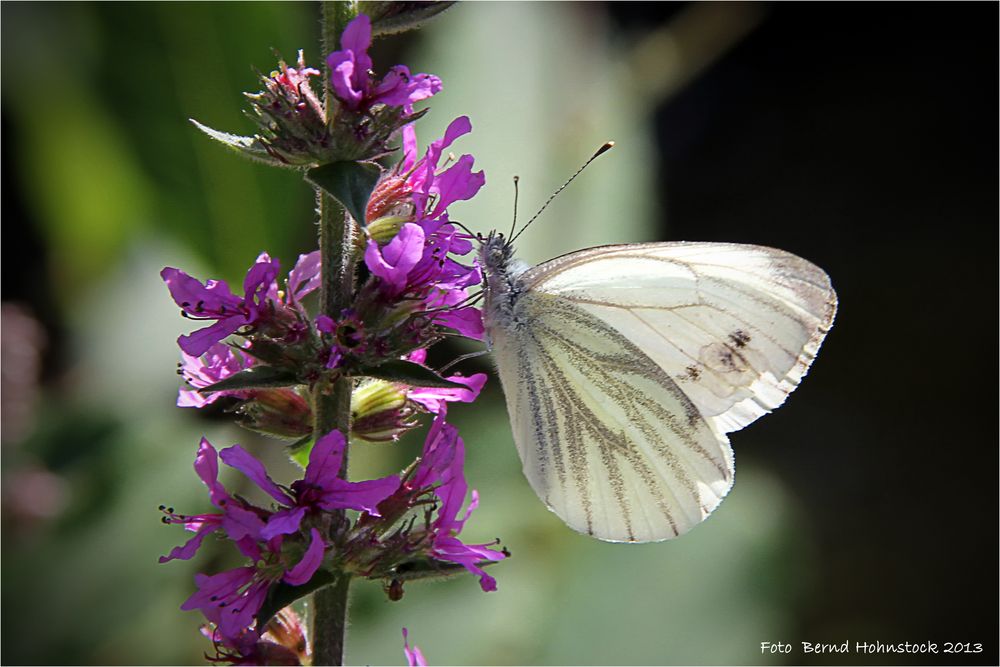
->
312;2;357;665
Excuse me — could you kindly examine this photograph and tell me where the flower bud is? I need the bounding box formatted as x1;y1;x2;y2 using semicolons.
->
261;608;310;664
351;380;419;443
366;174;414;224
237;388;313;439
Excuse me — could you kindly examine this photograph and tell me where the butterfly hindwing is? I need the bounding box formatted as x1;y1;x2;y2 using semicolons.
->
490;291;735;543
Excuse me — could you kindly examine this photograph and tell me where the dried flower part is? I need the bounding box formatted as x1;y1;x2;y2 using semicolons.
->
242;50;330;166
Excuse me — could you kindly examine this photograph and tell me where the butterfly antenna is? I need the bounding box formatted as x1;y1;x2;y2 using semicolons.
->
508;175;520;239
448;219;477;237
508;141;615;245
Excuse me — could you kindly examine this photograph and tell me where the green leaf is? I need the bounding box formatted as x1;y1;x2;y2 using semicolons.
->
189;118;290;168
305;161;381;224
199;366;299;393
287;435;314;468
378;555;504;582
362;1;458;36
353;360;467;389
257;570;337;628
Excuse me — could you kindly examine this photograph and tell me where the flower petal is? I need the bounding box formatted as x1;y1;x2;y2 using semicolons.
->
262;506;307;540
287;251;321;301
434;306;485;340
283;528;325;586
302;430;347;487
193;438;230;507
364;223;425;293
315;475;400;515
408;372;487;414
220;445;294;506
177;317;245;358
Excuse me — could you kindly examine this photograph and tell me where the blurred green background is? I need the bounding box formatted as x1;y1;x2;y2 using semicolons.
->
2;2;996;665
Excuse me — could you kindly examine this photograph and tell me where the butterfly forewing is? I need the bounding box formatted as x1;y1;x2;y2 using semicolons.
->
521;242;838;435
490;290;735;543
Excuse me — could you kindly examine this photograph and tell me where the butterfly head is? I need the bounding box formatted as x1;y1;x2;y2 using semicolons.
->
479;230;516;275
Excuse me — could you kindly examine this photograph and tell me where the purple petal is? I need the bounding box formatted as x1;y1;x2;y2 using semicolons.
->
219;580;269;643
434;116;473;157
158;520;219;563
194;438;230;507
340;14;372;75
429;155;485;219
410;416;460;491
283;528;325;586
243;253;280;307
373;66;442;109
434;306;485;340
287;251;321;301
327;51;363;109
161;267;242;314
182;566;256;613
220;445;293;506
364;223;425;292
432;434;468;531
408;116;473;210
432;535;503;592
316;475;400;515
177;345;253;408
261;506;307;540
303;430;347;487
177;316;245;358
408;372;487;414
403;628;428;667
401;124;419;172
221;503;267;542
315;314;336;333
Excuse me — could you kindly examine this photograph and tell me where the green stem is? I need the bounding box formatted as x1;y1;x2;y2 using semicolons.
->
312;2;358;665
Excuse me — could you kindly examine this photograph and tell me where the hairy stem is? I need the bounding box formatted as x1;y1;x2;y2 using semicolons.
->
312;2;357;664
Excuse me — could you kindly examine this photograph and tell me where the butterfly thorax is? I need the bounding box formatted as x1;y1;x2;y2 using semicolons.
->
479;232;531;338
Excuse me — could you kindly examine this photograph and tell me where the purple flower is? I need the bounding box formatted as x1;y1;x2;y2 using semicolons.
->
403;115;485;223
362;118;488;340
410;416;506;591
181;527;323;645
177;343;255;408
218;430;399;540
403;628;427;667
162;253;280;357
158;438;266;564
163;251;322;357
327;15;442;112
162;437;342;644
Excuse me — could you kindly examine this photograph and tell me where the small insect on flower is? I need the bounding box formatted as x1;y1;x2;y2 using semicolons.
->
478;143;838;543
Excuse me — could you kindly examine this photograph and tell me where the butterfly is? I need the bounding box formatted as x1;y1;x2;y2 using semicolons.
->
479;231;837;543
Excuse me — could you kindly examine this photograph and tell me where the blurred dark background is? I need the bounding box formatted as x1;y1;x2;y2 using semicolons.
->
2;2;996;665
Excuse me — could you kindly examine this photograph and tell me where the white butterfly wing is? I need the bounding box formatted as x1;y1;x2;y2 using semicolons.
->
488;241;836;542
519;242;837;435
489;293;735;542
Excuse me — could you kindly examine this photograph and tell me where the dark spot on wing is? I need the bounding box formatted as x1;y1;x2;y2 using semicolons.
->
729;329;751;348
683;364;701;381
